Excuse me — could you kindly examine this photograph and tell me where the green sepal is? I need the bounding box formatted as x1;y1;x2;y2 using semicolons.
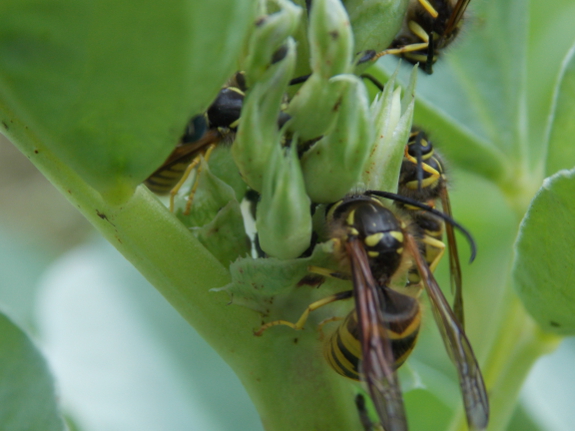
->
193;201;252;268
286;0;354;140
233;38;296;192
513;168;575;335
362;65;416;192
301;74;373;203
0;0;257;202
242;0;302;85
308;0;353;79
343;0;409;57
257;144;312;259
214;240;347;313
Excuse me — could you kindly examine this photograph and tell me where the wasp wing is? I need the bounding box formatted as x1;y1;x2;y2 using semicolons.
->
444;0;472;36
150;129;221;175
406;234;489;430
439;187;465;327
346;238;408;431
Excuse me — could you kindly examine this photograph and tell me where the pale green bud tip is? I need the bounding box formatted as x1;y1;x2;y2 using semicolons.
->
233;39;296;191
257;145;312;259
301;74;373;203
309;0;354;78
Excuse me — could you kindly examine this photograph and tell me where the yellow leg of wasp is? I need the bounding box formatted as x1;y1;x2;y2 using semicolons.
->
254;291;352;336
307;265;351;281
417;0;439;18
183;143;217;215
421;234;446;273
371;21;429;61
169;156;201;212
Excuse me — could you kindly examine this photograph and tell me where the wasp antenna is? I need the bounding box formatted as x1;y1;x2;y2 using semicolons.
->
425;33;435;74
360;74;385;92
289;74;311;86
414;132;424;192
366;190;477;263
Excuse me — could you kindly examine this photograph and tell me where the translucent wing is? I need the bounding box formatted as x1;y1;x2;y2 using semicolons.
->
439;187;465;327
444;0;472;36
346;238;408;431
406;234;489;430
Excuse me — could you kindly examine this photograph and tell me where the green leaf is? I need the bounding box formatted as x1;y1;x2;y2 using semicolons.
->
343;0;410;56
0;0;256;200
0;311;64;431
513;168;575;335
545;42;575;176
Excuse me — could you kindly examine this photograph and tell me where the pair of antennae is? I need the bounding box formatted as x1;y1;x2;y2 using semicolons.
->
366;190;477;263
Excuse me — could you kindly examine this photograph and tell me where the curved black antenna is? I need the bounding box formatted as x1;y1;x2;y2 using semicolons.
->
360;74;385;92
425;33;435;74
289;74;311;86
366;190;477;263
414;131;424;192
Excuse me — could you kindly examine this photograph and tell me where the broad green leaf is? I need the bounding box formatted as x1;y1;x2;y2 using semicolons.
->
0;0;256;200
513;169;575;335
343;0;410;56
545;43;575;176
528;0;575;157
0;311;64;431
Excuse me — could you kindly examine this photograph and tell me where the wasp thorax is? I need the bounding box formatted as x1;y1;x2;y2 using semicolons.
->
330;196;405;284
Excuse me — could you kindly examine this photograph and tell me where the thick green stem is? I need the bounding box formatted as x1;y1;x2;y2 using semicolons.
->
0;104;367;431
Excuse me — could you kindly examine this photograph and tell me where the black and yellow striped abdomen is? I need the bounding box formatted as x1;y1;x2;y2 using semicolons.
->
324;288;421;380
144;153;197;194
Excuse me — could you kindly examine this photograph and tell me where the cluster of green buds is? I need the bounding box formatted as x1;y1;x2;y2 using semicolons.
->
215;0;415;261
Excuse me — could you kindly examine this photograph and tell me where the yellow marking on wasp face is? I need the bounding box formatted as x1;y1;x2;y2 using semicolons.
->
346;209;356;227
368;251;379;258
365;233;384;247
349;227;359;236
396;247;404;254
389;231;404;243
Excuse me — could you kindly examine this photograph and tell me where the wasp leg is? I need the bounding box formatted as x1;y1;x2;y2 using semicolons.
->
169;156;201;212
417;0;439;18
254;290;352;336
421;234;446;273
371;21;429;61
183;143;217;215
307;265;351;281
317;316;345;340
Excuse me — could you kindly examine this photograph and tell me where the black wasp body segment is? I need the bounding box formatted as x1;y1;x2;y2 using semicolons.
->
144;73;246;212
398;128;447;201
256;191;488;431
364;0;472;74
327;195;408;285
396;128;465;326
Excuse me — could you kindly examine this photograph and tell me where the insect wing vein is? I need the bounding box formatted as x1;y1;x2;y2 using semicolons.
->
406;234;489;430
347;239;408;431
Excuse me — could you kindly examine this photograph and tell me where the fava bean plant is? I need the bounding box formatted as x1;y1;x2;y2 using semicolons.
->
0;0;574;430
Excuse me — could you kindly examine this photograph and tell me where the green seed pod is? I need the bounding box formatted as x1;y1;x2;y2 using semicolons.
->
257;143;312;259
301;74;373;203
242;0;302;85
232;38;296;192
